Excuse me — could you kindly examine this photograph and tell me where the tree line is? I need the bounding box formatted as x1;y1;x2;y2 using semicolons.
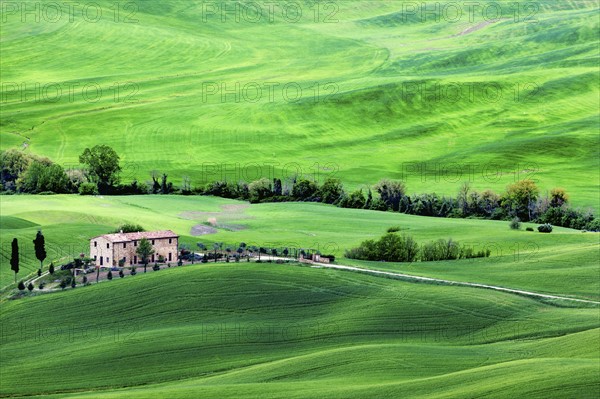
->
345;233;491;263
1;146;598;231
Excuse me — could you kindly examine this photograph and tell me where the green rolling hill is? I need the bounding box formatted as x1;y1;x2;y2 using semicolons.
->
1;1;599;208
1;263;599;398
1;1;599;397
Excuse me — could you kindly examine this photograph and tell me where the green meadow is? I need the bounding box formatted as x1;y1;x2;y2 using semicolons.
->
1;195;598;300
1;263;599;398
1;1;599;208
1;0;599;397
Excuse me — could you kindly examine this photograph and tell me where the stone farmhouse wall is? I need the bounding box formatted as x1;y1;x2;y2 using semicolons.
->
90;233;178;267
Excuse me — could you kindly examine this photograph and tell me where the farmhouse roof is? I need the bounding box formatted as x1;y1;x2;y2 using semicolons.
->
92;230;179;243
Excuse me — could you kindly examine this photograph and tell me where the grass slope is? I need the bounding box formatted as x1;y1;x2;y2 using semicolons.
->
1;264;598;398
1;195;598;300
1;1;598;208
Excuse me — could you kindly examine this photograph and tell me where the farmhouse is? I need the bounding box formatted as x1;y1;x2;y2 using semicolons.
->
90;230;179;267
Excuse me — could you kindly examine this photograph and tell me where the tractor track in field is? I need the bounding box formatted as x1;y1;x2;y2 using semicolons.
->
308;262;600;305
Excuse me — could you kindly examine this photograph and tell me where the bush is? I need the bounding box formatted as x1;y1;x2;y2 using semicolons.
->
152;264;160;271
292;179;319;201
38;282;45;290
526;227;534;231
387;226;401;233
338;190;366;209
59;279;68;289
49;263;55;274
79;182;98;195
37;269;42;277
107;271;113;280
421;239;461;261
27;282;34;291
345;233;419;262
509;217;521;230
119;270;124;278
538;223;553;233
585;218;600;232
130;267;137;276
17;281;25;290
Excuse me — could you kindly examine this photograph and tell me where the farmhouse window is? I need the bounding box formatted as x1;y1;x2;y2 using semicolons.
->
94;255;97;260
134;241;137;247
169;238;172;244
152;254;155;262
106;257;109;262
168;253;172;261
152;239;155;245
94;241;97;247
107;243;110;249
134;256;137;264
123;243;127;248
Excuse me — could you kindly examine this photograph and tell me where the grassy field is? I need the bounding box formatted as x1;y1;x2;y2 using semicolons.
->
1;1;599;397
1;195;598;300
1;1;599;209
1;263;599;398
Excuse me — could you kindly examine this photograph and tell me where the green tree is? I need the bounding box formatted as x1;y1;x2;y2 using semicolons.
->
212;242;223;263
10;238;19;283
136;238;155;273
79;145;121;190
319;178;344;204
49;263;55;274
1;150;34;190
375;179;406;211
248;178;272;203
292;179;318;200
33;230;46;273
273;178;283;196
114;224;145;233
18;162;70;193
107;271;113;280
549;188;569;208
502;179;539;221
27;282;34;291
456;182;471;216
339;189;366;209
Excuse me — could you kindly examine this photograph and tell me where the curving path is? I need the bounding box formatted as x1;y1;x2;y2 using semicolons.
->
309;262;600;305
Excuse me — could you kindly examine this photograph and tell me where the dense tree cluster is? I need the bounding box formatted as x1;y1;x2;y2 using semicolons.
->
345;233;491;263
